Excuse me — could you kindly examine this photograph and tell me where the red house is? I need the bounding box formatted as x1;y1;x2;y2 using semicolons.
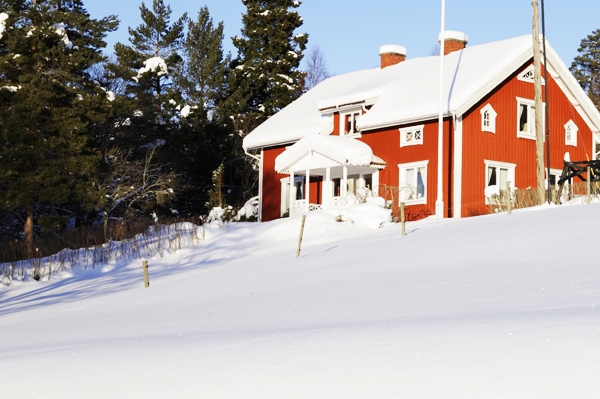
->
243;32;600;222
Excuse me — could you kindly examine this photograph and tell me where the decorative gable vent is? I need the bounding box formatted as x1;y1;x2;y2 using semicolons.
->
518;65;545;84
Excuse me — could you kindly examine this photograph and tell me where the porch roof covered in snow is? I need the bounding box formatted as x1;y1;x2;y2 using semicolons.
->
275;135;386;174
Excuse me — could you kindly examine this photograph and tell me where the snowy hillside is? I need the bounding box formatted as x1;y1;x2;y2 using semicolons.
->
1;203;600;398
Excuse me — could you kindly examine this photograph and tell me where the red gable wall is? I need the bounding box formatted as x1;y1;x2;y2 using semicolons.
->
460;61;596;217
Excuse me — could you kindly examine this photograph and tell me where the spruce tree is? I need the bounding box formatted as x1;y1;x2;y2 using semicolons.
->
571;29;600;110
229;0;308;119
169;7;232;214
222;0;308;207
0;0;117;253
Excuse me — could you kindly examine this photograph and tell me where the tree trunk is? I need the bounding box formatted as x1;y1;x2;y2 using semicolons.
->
24;205;34;259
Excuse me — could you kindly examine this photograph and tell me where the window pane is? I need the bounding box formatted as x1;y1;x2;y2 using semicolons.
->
416;168;425;198
406;168;415;200
519;104;528;132
499;168;508;188
487;167;497;186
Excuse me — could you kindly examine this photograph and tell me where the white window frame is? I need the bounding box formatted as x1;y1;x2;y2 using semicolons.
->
399;124;424;147
547;168;562;187
517;64;546;85
516;97;545;140
339;109;362;136
564;120;578;146
480;103;497;133
398;160;428;205
484;160;516;202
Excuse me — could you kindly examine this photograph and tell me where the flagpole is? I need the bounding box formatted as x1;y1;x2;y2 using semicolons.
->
436;0;446;220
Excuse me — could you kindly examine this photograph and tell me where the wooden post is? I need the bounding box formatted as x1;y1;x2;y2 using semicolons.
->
587;166;591;204
142;260;150;288
296;214;306;258
400;202;406;237
506;181;512;215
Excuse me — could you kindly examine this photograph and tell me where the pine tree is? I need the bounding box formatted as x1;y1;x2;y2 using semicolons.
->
229;0;308;119
112;0;186;117
570;29;600;110
0;0;118;253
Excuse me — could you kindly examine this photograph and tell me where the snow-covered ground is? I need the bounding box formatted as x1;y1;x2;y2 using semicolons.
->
1;203;599;398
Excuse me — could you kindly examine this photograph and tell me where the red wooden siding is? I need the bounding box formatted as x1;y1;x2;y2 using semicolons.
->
460;60;595;217
360;119;453;219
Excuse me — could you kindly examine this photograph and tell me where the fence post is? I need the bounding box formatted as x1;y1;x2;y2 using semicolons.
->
296;214;307;258
400;202;406;236
587;166;591;204
506;181;512;215
142;260;150;288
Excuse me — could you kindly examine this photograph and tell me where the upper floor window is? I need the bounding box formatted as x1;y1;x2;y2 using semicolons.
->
340;111;361;136
399;124;424;147
564;120;578;146
480;103;497;133
517;97;545;140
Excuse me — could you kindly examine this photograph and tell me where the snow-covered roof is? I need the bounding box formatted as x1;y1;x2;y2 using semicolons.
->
275;135;378;174
244;35;600;150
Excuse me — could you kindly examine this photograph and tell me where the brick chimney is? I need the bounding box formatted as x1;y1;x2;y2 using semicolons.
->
438;31;468;55
379;45;407;68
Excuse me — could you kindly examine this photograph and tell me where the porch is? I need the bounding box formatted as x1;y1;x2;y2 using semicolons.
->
275;135;386;217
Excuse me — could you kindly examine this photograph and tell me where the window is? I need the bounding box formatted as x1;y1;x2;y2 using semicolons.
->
399;125;424;147
340;111;361;136
398;160;428;204
517;97;545;139
480;104;497;133
547;168;562;187
484;160;516;198
564;120;578;146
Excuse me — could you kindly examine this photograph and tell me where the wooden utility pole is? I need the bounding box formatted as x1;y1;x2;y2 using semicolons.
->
532;0;546;205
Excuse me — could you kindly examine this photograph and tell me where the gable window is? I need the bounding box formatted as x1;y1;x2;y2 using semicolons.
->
516;97;545;139
398;160;428;204
480;103;497;133
340;111;361;136
484;160;516;199
399;125;424;147
564;120;578;146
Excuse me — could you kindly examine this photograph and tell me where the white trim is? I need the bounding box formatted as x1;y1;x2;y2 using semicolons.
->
516;97;545;140
564;119;578;146
480;103;497;133
398;160;429;205
399;124;424;147
453;114;463;218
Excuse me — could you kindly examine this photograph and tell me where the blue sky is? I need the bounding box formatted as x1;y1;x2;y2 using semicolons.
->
85;0;600;75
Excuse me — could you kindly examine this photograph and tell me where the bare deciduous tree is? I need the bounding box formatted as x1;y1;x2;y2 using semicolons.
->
304;45;331;91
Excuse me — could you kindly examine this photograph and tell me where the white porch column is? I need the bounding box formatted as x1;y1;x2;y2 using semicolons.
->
373;170;380;196
325;166;331;207
305;169;310;212
289;171;294;216
342;165;348;198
